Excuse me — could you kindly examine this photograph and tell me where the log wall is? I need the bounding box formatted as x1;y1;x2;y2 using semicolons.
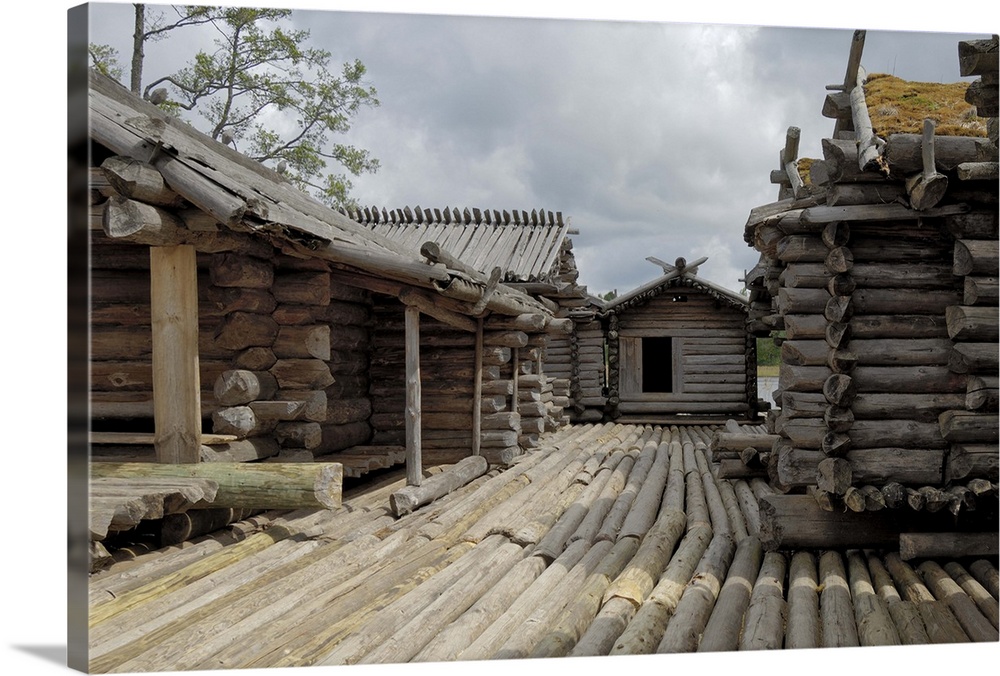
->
746;36;999;522
605;281;754;419
89;178;374;466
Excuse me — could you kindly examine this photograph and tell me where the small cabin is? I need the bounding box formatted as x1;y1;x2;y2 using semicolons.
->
600;257;760;423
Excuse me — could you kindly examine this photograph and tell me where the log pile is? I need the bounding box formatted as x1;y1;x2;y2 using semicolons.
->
87;423;1000;672
742;34;998;554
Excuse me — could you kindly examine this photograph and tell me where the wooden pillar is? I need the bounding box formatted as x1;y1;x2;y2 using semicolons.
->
512;347;520;414
150;244;202;463
405;305;422;486
473;317;483;456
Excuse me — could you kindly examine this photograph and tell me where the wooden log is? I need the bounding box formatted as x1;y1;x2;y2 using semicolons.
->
89;462;342;510
884;133;985;173
785;551;820;649
211;406;274;438
528;537;643;659
234;347;277;371
946;306;1000;342
950;343;1000;374
918;561;999;642
845;550;900;647
389;455;489;517
270;359;335;390
901;533;999;561
209;253;274;289
412;554;550;663
271;325;331;361
818;550;860;647
905;119;949;210
738;551;787;650
271;271;331;306
940;410;1000;444
160;507;255;546
213;370;279;406
100;155;184;207
884;552;970;644
102;196;184;245
404;306;422;487
866;552;932;645
758;494;901;550
964;276;1000;305
698;536;764;652
655;533;736;653
608;524;713;655
213;312;279;351
149;244;202;463
946;443;1000;482
954;239;1000;277
943;562;1000;631
969;559;1000;603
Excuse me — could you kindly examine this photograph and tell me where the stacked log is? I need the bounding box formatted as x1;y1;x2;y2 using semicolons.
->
939;42;1000;483
743;36;999;554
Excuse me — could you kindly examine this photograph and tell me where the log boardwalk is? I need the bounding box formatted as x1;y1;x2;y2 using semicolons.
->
88;423;999;671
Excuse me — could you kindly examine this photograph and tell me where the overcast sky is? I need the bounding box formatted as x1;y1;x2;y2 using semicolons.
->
84;2;991;298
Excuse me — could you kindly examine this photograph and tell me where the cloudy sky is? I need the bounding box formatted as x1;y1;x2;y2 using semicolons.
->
0;5;996;673
83;1;992;299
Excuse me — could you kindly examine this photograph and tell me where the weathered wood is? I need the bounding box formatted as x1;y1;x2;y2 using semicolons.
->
213;369;279;406
103;196;184;245
969;559;1000;603
818;550;860;647
946;305;1000;341
150;245;202;463
389;455;489;517
655;533;736;653
949;342;1000;374
943;562;1000;631
946;443;1000;482
270;359;335;390
100;155;184;207
905;119;949;210
866;552;931;645
845;550;900;647
885;133;988;173
213;311;280;350
403;306;422;487
901;533;1000;561
785;551;820;649
964;276;1000;305
210;253;274;289
954;239;1000;277
940;410;1000;444
758;494;901;550
89;462;342;510
738;550;787;650
917;561;999;642
698;536;763;652
609;524;713;655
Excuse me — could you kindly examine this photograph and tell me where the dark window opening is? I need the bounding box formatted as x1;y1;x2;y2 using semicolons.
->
642;336;673;392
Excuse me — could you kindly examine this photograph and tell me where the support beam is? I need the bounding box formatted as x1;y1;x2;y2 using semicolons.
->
405;305;422;486
473;318;484;457
150;244;201;463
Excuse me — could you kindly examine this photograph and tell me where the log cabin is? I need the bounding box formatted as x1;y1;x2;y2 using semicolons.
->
744;32;999;554
86;70;580;546
599;257;762;423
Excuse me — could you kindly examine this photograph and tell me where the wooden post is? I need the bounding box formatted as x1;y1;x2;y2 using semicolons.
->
473;317;483;457
512;347;520;415
150;244;201;463
405;305;422;487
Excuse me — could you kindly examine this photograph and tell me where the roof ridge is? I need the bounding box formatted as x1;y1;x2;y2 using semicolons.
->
339;205;564;227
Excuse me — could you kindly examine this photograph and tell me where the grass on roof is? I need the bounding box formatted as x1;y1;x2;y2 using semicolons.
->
864;73;988;138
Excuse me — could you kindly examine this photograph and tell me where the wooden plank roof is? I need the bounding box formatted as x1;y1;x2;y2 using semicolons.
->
603;259;749;314
86;71;552;318
342;206;572;283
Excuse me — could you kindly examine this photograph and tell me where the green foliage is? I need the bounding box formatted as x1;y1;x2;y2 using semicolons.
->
147;6;380;209
599;290;618;302
756;332;782;367
88;43;124;81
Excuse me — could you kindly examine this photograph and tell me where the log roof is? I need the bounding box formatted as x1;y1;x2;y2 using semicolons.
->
342;205;572;283
86;71;551;318
603;258;749;315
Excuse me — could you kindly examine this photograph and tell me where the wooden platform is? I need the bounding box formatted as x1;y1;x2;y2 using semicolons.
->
87;423;1000;671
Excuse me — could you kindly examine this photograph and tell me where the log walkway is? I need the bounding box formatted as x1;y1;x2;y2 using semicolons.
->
88;423;999;671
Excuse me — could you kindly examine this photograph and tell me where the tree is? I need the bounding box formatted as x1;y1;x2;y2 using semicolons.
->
89;5;380;209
